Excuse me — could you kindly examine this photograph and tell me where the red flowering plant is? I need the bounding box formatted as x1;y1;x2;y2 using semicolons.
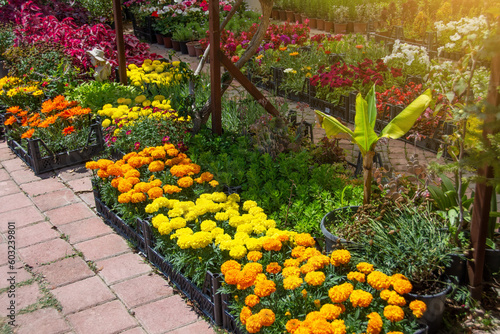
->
2;95;94;152
309;58;405;106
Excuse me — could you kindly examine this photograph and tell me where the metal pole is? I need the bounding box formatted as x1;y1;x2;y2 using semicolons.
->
209;0;222;135
112;0;127;85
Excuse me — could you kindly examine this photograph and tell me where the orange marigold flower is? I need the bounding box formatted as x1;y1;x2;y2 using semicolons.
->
124;169;140;178
387;291;406;306
97;159;114;170
266;262;282;274
258;309;275;327
223;269;240;285
167;148;179;157
97;169;109;178
245;294;260;307
128;156;144;168
307;255;330;270
350;289;373;307
300;263;315;275
127;177;140;185
107;164;123;177
392;278;413;295
163;185;182;194
237;269;257;290
347;271;366;283
254;279;276;297
330;249;351;266
147;186;163;199
123;152;138;161
177;176;194;188
357;262;374;274
247;251;262;262
148;160;165;172
131;192;146;203
320;303;342;320
282;266;301;278
304;271;325;286
310;318;331;333
295;233;315;247
240;306;252;325
367;312;383;334
21;129;35;139
245;314;262;334
331;319;346;333
221;260;241;275
151;148;166;159
284;258;300;267
118;192;131;203
283;276;303;290
62;126;75;136
367;271;391;290
384;305;405;322
200;171;214;182
118;180;133;193
243;262;263;275
328;283;353;303
85;161;99;170
286;319;301;333
409;300;427;318
209;180;219;187
262;238;282;251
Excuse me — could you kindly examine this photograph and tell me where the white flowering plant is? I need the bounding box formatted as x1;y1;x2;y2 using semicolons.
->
434;15;491;54
382;40;430;78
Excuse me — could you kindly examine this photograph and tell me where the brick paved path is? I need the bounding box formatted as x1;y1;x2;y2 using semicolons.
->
0;141;217;334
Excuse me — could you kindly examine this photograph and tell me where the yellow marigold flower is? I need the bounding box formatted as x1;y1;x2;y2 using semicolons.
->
229;245;247;260
328;283;353;303
300;263;315;275
347;271;366;283
330;319;346;333
320;304;342;320
392;278;413;295
357;262;374;274
221;260;241;275
254;279;276;297
245;314;262;334
245;294;260;308
367;312;383;334
350;289;373;307
380;289;392;301
247;251;262;262
307;255;330;270
301;289;307;298
262;238;282;251
209;180;219;187
387;332;404;334
367;271;391;290
240;306;252;325
286;319;301;333
409;300;427;318
282;266;301;278
387;291;406;306
304;271;326;286
158;222;172;235
330;249;351;266
383;305;405;322
283;276;303;290
295;233;315;247
242;200;258;211
289;52;299;56
284;258;300;267
258;309;275;327
177;176;194;188
266;262;282;274
200;220;217;232
152;214;168;228
170;217;187;229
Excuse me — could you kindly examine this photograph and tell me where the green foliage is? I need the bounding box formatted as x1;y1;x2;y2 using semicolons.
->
66;81;140;112
0;24;15;59
75;0;114;22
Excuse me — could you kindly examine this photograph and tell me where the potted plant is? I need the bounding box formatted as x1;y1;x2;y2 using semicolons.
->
0;25;15;78
172;26;194;54
329;5;349;34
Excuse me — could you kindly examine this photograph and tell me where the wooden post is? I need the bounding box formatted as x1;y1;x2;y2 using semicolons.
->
209;0;222;135
112;0;127;85
468;16;500;300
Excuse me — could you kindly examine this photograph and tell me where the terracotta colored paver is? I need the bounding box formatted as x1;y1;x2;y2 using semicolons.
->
0;206;45;232
111;273;174;308
120;327;148;334
0;243;10;266
56;166;92;182
0;264;32;289
20;178;67;197
0;283;42;317
16;221;59;249
0;168;10;181
53;276;116;314
96;252;152;285
0;147;16;162
18;238;75;267
78;192;96;208
66;177;92;193
166;320;216;334
1;158;28;173
133;295;200;334
67;300;138;334
34;256;94;289
14;307;71;334
0;179;20;197
0;192;33;213
58;216;113;244
31;189;81;212
75;233;131;262
9;169;51;185
44;202;95;226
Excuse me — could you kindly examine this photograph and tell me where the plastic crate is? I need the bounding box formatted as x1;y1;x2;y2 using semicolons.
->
138;219;223;326
221;293;246;334
6;122;104;175
92;181;146;253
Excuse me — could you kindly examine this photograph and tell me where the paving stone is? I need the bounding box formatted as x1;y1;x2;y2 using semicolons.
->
1;158;28;173
56;165;92;182
0;168;10;181
53;276;115;314
75;234;131;262
10;169;51;185
66;177;92;193
0;264;32;289
58;216;113;244
31;189;81;212
111;273;173;309
44;201;95;226
0;243;9;266
20;178;67;197
120;327;147;334
166;320;216;334
0;193;33;213
78;192;96;209
16;221;59;249
133;295;200;334
0;147;16;162
96;252;151;285
34;256;94;289
0;179;20;197
18;238;75;267
67;300;137;334
0;282;42;317
0;206;45;232
14;307;70;334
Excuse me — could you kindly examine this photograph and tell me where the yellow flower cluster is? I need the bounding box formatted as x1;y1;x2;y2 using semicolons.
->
127;59;192;88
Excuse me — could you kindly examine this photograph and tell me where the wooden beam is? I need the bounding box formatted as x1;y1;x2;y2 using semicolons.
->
219;51;280;117
209;0;222;135
112;0;127;85
468;16;500;300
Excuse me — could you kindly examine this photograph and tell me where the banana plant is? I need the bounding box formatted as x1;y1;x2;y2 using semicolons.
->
315;85;432;204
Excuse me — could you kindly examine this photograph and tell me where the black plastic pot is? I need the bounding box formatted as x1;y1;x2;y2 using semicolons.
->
320;206;359;253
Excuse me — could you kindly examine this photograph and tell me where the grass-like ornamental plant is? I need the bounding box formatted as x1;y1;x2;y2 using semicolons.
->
220;247;426;333
315;85;432;204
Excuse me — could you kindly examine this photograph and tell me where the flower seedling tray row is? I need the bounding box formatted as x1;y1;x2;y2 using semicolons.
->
138;219;223;326
220;293;246;334
6;122;104;175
